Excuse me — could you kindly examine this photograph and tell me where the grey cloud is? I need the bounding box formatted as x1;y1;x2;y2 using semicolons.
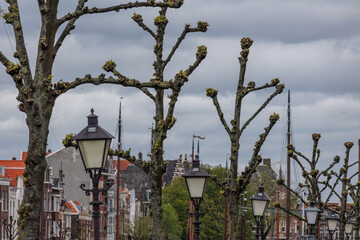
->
0;0;359;182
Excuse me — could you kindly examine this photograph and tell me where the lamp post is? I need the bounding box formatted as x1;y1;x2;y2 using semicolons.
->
183;155;210;240
326;213;339;240
304;201;319;236
74;109;115;240
345;220;354;240
250;184;271;240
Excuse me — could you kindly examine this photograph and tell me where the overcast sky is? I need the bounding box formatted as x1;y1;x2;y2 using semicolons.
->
0;0;359;189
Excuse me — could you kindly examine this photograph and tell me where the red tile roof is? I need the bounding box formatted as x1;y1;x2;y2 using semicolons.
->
65;200;86;214
0;151;51;187
0;160;25;187
113;159;132;170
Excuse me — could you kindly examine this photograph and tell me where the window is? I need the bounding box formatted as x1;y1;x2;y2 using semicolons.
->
1;191;4;211
51;196;60;212
52;221;59;236
281;221;286;233
66;216;71;228
44;197;47;211
280;192;285;200
5;191;7;211
294;220;298;233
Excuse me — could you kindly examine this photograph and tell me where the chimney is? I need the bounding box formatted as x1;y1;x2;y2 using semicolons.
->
263;158;271;168
12;157;16;160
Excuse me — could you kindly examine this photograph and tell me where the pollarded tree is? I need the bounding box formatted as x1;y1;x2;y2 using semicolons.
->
328;142;358;240
206;37;285;240
101;8;208;239
347;163;360;239
276;134;347;240
0;0;185;239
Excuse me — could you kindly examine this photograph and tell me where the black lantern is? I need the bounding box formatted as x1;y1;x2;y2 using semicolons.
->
183;155;210;240
250;184;271;218
305;201;319;225
76;109;114;240
74;108;114;171
326;213;339;240
304;201;319;236
183;155;210;201
250;184;271;240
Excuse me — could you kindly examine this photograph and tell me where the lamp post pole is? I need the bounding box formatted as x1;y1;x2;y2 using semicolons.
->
255;217;261;240
250;184;271;240
74;109;115;240
80;170;114;240
183;154;210;240
192;199;202;240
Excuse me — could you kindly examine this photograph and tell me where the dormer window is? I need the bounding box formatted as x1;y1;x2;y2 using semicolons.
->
88;127;96;132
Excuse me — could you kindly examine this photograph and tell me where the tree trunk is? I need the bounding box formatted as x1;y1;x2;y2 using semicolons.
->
149;150;164;240
149;93;165;240
228;141;240;240
228;191;239;240
18;102;54;239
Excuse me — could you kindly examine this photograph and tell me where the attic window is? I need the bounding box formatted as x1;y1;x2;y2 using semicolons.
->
88;127;96;132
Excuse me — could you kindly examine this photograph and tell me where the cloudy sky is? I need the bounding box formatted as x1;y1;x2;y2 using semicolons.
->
0;0;359;188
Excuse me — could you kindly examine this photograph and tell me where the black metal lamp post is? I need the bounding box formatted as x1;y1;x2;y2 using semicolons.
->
345;219;354;240
250;184;271;240
326;213;339;240
305;201;319;236
183;155;210;240
74;109;115;240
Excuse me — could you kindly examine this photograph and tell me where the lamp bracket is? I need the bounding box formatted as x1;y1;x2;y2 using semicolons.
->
186;208;208;218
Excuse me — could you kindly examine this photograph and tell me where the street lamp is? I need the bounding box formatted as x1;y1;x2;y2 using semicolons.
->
75;109;114;240
183;154;210;240
304;201;319;235
326;213;339;240
345;219;354;240
250;184;271;240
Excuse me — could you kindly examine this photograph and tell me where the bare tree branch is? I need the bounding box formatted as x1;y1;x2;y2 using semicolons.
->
109;149;151;175
288;149;312;183
236;113;280;192
209;175;227;190
319;156;340;179
3;0;32;84
57;1;183;26
132;13;156;38
140;87;156;101
238;83;284;137
275;204;305;222
0;51;11;68
64;73;173;94
163;21;208;68
206;91;231;136
277;180;308;207
289;145;312;165
54;0;87;55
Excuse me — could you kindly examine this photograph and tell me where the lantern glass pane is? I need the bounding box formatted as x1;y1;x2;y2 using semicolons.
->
78;139;106;169
252;199;268;217
305;210;318;225
103;139;111;168
186;177;206;199
345;223;353;234
327;219;338;231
